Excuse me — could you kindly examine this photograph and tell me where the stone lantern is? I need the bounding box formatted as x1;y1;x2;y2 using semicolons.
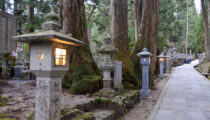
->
12;8;84;120
158;53;165;79
137;48;152;98
98;36;116;89
165;54;171;73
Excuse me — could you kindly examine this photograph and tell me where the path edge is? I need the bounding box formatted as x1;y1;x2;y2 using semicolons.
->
147;68;175;120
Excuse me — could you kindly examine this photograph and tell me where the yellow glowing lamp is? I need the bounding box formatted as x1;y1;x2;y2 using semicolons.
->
55;48;67;66
39;52;44;60
158;53;165;62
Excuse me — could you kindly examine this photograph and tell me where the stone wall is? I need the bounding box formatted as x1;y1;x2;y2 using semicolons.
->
0;11;16;54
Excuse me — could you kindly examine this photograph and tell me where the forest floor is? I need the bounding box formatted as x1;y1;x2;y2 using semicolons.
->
0;80;93;120
123;73;171;120
0;72;171;120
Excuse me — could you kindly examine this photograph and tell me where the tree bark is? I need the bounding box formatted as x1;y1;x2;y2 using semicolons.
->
14;0;23;35
201;0;209;61
28;0;35;33
110;0;136;86
134;0;142;42
0;0;5;12
60;0;100;77
131;0;159;88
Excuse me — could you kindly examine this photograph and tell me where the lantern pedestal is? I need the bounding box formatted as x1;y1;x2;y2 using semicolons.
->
140;89;151;97
159;61;164;79
166;60;170;73
35;77;61;120
102;68;112;89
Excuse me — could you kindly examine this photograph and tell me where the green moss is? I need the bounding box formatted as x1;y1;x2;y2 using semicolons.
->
69;76;101;94
0;113;15;120
0;96;10;106
0;118;16;120
0;113;8;118
26;112;34;120
61;108;83;118
75;112;95;120
62;64;92;88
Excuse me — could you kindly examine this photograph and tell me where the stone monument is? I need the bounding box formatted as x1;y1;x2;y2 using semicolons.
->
114;60;123;91
98;36;116;89
0;11;16;54
12;8;84;120
137;48;152;98
165;54;171;73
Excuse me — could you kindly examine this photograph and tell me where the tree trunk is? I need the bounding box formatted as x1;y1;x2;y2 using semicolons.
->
131;0;159;88
60;0;100;81
14;0;23;35
0;0;5;12
134;0;142;42
201;0;209;61
208;0;210;61
28;0;34;33
110;0;136;86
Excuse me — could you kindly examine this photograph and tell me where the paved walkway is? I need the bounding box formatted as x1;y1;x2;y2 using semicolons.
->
153;62;210;120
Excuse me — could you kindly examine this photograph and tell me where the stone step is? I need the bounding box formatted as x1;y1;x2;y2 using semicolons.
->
93;109;115;120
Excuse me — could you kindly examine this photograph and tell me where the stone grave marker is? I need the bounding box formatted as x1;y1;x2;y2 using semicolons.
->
114;60;123;91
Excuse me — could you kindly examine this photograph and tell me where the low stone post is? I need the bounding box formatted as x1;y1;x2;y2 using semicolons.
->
98;36;116;89
137;48;152;98
158;53;164;79
114;60;123;91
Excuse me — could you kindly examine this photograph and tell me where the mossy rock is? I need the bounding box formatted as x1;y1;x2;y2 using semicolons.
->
61;108;83;120
74;112;95;120
63;64;92;88
26;112;34;120
70;76;101;94
0;118;16;120
0;113;15;120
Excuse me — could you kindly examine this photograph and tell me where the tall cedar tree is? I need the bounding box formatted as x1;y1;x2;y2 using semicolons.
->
28;0;35;33
131;0;160;87
201;0;210;61
110;0;136;86
60;0;100;82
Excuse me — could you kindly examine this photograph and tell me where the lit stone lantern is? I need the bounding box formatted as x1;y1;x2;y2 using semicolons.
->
165;54;171;73
98;36;116;89
158;53;165;79
137;48;152;98
12;8;84;120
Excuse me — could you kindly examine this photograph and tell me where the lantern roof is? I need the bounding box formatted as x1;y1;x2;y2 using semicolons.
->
158;53;165;58
137;48;152;57
12;30;85;46
98;35;117;54
165;54;171;58
12;5;85;46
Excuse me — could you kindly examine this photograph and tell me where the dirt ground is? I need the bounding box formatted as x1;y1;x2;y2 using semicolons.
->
0;80;93;120
0;72;170;120
123;73;171;120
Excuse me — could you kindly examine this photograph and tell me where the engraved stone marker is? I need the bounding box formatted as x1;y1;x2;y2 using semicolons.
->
114;60;123;91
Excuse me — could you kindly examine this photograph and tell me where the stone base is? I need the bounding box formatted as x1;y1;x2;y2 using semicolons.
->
159;75;164;79
103;80;112;89
14;66;24;78
140;89;151;98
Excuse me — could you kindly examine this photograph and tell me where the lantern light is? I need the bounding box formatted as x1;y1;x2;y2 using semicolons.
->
158;53;165;62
